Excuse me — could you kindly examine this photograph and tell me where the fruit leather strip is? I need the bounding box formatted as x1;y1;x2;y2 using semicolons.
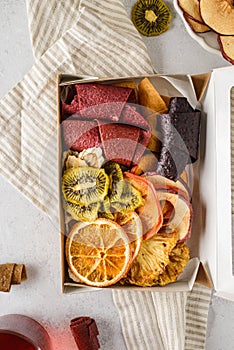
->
70;317;100;350
120;104;150;130
158;112;201;163
127;89;137;104
132;129;151;165
62;120;101;151
97;121;140;167
0;263;15;292
121;105;151;164
62;95;80;116
11;264;27;284
76;83;133;121
156;144;189;181
168;97;194;115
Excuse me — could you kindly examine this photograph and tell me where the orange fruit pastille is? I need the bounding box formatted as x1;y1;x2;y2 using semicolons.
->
66;219;132;287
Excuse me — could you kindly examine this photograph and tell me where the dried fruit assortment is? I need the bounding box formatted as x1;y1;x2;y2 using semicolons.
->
177;0;234;64
60;77;201;288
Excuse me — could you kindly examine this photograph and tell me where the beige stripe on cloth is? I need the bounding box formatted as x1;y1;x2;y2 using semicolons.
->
1;1;212;349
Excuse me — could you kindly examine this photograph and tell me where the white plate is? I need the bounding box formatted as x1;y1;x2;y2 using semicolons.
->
173;0;222;57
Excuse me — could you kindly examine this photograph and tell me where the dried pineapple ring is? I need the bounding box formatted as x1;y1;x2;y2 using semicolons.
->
122;232;178;287
155;242;190;286
131;0;172;37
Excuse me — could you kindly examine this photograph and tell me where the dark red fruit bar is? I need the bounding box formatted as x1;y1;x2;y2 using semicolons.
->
62;119;101;151
156;145;189;181
70;316;100;350
76;83;133;121
161;112;201;162
168;97;194;115
98;121;140;167
156;110;201;180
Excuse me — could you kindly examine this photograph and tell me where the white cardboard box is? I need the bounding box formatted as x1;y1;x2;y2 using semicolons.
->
58;69;234;298
199;66;234;301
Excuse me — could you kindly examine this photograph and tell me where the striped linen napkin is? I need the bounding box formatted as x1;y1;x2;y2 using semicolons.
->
0;1;212;349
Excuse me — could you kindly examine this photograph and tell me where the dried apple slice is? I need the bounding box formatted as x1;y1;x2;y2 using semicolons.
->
183;13;211;33
200;0;234;35
157;190;193;242
218;35;234;64
145;174;191;201
178;0;204;24
124;172;163;240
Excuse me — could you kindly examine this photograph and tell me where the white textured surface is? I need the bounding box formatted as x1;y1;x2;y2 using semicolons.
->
0;1;233;349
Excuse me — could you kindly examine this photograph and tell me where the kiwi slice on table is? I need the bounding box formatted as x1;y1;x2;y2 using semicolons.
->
62;166;109;205
111;181;144;214
131;0;172;37
64;201;100;222
102;161;124;201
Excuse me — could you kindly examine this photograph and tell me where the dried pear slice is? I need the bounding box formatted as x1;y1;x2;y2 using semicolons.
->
131;0;172;37
102;161;124;201
155;242;190;286
62;166;109;205
64;201;100;222
111;181;144;214
200;0;234;35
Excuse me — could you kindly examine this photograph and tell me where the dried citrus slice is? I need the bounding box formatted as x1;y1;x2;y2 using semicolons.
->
116;212;143;262
131;0;172;37
66;219;132;287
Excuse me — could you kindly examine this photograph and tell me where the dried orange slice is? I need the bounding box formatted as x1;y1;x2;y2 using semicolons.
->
66;218;132;287
116;211;143;262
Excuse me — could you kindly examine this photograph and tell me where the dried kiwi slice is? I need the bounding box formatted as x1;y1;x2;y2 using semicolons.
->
102;161;124;201
62;166;109;205
111;181;144;214
64;201;100;222
98;198;115;220
131;0;172;37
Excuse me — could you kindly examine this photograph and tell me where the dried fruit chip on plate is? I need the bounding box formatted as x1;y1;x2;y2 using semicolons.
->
66;219;132;287
199;0;234;35
183;13;211;34
178;0;204;24
218;35;234;65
